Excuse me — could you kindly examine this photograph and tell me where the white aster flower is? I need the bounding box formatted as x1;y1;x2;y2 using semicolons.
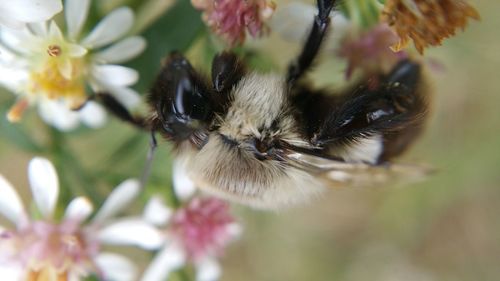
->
141;161;242;281
0;0;62;29
0;0;146;131
0;157;163;281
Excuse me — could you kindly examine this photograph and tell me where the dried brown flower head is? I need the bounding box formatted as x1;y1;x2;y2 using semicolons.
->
382;0;480;53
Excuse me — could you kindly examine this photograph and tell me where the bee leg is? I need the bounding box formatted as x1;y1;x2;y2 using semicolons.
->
287;0;337;84
377;60;428;161
210;51;246;112
93;93;148;130
312;60;428;163
211;51;246;93
140;131;158;189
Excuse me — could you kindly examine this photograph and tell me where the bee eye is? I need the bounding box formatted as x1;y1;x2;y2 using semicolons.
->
173;77;211;122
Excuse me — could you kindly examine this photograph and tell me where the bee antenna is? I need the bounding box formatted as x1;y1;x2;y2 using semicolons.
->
140;130;158;190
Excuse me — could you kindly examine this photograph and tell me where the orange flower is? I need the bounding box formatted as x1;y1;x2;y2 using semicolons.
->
382;0;480;54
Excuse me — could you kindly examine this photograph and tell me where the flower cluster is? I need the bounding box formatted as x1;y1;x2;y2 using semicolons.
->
0;158;162;281
142;161;241;281
382;0;480;53
0;0;145;130
337;24;407;79
191;0;276;46
0;157;240;281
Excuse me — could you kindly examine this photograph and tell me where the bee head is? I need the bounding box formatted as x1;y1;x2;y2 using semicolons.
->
149;52;213;141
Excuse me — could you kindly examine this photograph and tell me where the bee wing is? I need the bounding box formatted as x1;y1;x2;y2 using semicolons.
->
278;150;432;189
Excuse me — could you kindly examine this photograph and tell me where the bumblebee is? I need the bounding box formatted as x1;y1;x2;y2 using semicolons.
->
100;0;429;209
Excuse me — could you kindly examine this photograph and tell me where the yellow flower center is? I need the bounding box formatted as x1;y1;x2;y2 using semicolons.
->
28;47;86;102
28;268;68;281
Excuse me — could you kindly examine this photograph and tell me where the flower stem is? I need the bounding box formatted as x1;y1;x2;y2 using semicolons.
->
48;126;76;207
47;126;103;207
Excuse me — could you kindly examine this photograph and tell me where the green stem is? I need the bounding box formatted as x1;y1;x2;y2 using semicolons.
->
48;127;76;208
62;148;104;206
47;126;103;208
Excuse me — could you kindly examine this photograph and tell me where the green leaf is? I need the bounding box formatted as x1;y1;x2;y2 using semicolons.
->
127;0;205;93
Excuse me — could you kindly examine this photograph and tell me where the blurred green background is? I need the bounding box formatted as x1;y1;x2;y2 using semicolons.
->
0;0;498;281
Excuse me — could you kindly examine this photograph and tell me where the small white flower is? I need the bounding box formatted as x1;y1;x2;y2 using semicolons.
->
0;0;62;29
141;160;241;281
0;0;146;131
0;157;163;281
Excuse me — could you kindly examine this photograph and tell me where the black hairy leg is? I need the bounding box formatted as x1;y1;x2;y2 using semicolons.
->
92;92;158;188
93;93;148;130
211;51;246;93
140;131;158;189
287;0;337;84
210;51;246;113
295;60;428;163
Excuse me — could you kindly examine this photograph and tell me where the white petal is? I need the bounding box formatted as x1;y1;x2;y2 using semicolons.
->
98;219;164;250
92;65;138;87
95;253;137;281
57;58;72;80
68;273;80;281
0;43;17;62
0;27;37;54
28;157;59;218
0;175;25;224
173;159;196;201
64;197;93;222
93;36;146;64
92;179;140;224
141;243;186;281
48;20;63;40
65;0;91;40
27;22;48;37
81;7;134;49
91;82;141;109
38;99;80;131
78;101;107;128
67;43;87;57
0;13;24;30
0;0;62;27
143;196;172;226
0;263;23;281
108;87;141;109
227;222;243;239
196;257;221;281
0;61;29;92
